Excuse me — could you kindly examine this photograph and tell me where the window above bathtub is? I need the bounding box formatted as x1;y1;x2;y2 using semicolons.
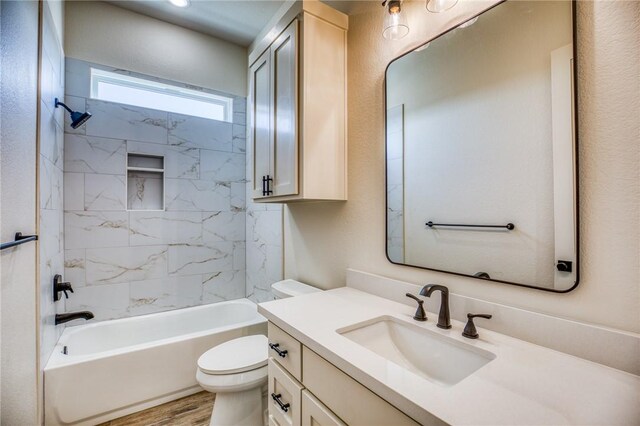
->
90;68;233;122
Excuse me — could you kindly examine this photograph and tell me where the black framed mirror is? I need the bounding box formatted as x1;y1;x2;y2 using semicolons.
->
385;0;579;292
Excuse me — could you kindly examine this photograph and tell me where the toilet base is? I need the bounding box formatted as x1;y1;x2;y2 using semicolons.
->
210;387;263;426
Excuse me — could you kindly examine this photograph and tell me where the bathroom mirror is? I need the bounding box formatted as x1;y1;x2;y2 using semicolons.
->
385;1;578;292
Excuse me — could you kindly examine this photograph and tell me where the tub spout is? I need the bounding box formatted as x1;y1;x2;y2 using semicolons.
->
55;311;94;325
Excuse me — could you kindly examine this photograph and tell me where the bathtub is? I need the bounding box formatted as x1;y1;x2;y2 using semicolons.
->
44;298;267;426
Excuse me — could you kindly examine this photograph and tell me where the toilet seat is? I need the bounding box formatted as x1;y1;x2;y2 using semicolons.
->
194;285;321;426
198;335;268;375
196;365;268;393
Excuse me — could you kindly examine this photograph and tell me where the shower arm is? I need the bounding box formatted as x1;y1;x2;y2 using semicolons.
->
54;98;74;114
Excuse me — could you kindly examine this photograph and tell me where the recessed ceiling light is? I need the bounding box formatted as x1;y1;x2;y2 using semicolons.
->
169;0;190;8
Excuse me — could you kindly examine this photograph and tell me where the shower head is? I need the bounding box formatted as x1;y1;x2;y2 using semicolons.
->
55;98;92;129
69;111;92;129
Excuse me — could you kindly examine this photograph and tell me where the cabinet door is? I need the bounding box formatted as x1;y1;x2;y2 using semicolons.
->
269;359;303;426
250;48;272;199
270;20;299;197
301;390;345;426
268;322;303;381
302;347;423;426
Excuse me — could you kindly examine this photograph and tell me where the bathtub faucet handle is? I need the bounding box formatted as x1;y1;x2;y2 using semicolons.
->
63;286;74;299
53;274;74;302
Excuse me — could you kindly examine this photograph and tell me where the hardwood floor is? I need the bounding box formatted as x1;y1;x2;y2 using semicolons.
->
98;392;214;426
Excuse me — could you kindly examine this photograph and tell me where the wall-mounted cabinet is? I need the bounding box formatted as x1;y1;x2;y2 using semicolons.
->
249;1;348;203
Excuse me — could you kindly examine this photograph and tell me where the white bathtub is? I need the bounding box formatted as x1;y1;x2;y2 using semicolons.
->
44;299;267;426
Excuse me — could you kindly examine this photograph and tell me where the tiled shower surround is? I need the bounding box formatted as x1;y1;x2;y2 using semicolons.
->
63;58;282;320
40;5;66;367
386;105;404;262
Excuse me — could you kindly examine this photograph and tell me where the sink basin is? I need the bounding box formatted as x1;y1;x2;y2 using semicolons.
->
337;316;496;386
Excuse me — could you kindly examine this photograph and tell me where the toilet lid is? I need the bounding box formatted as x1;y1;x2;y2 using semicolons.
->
198;335;268;375
271;279;321;299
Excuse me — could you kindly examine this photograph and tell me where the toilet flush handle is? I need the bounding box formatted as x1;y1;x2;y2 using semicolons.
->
268;342;288;358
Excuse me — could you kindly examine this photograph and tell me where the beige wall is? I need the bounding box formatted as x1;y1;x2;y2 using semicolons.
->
284;1;640;333
1;1;40;423
64;1;248;97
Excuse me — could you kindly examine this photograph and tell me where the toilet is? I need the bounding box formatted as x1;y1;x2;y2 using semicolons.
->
196;280;321;426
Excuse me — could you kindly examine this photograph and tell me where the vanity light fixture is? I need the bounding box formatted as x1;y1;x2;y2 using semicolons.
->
382;0;409;40
168;0;190;8
459;16;478;28
426;0;458;13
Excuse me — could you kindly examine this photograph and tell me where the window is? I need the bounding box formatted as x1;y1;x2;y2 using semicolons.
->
90;68;233;122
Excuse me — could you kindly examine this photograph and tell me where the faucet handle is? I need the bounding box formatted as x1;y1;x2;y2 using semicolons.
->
462;313;492;339
53;274;74;301
63;286;74;299
405;293;427;322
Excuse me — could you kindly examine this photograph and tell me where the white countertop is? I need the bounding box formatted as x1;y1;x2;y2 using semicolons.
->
258;287;640;425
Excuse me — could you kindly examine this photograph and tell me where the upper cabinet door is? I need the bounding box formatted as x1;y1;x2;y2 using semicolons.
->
270;20;299;197
250;49;272;199
248;2;347;203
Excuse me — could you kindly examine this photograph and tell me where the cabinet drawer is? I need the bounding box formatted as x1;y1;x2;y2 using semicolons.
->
268;322;302;380
301;390;345;426
302;347;421;426
269;358;304;426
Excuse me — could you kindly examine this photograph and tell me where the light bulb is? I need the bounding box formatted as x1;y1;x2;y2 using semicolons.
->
383;0;409;40
426;0;458;13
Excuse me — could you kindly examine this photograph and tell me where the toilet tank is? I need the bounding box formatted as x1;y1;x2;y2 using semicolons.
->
271;279;321;299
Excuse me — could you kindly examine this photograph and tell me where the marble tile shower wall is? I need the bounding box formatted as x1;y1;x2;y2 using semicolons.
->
245;155;283;302
40;6;66;367
239;69;283;303
62;58;263;320
386;105;404;262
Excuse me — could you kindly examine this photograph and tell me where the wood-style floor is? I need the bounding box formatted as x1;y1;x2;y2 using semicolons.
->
98;392;214;426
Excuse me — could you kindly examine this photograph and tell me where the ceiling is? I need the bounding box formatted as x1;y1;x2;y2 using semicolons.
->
105;0;377;47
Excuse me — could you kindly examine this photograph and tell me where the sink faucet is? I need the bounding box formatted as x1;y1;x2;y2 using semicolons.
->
419;284;451;329
55;311;94;325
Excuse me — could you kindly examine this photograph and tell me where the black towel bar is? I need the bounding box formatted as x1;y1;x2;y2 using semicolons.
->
426;222;515;230
0;232;38;251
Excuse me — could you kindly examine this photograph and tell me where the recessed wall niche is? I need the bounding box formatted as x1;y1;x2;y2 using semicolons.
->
127;153;164;210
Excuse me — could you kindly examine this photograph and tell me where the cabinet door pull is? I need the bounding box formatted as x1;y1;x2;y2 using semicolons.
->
268;342;288;358
266;175;274;195
271;393;290;412
262;175;267;196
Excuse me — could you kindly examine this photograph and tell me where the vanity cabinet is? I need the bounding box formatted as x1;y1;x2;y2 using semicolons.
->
267;322;419;426
301;391;345;426
248;1;348;203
